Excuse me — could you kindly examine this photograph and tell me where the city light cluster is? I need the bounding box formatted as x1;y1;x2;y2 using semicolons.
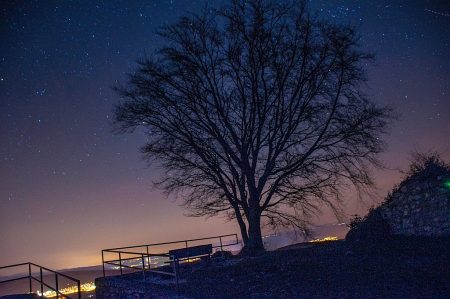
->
36;282;95;297
309;236;339;243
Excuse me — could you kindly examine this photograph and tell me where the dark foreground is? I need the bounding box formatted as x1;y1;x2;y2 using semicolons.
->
97;239;450;299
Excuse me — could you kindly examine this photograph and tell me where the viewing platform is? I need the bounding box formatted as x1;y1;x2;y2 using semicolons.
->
97;234;241;299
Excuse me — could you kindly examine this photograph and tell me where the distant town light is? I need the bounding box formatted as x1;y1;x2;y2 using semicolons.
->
37;282;95;298
309;236;339;243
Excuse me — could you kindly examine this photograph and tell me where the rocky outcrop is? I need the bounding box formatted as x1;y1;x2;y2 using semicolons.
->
347;156;450;248
379;163;450;237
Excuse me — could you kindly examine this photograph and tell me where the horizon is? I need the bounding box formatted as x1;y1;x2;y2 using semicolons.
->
1;0;450;270
0;222;348;273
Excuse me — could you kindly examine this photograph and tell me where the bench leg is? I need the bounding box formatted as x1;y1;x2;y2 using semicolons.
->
172;259;179;293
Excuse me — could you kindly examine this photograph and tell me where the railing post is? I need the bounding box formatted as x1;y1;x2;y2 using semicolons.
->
119;252;123;275
28;263;32;293
219;236;224;257
40;267;44;296
141;254;146;280
171;256;179;294
102;250;105;277
146;245;151;270
55;272;59;299
78;280;81;299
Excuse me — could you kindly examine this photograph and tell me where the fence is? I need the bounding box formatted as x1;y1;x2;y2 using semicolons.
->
0;262;81;299
101;233;240;280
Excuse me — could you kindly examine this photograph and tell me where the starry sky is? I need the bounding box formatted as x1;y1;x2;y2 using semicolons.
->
1;0;449;270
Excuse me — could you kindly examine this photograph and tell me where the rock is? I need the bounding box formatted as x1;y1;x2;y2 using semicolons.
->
346;157;450;250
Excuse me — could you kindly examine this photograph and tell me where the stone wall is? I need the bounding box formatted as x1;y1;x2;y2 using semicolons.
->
379;174;450;237
95;276;150;299
95;275;179;299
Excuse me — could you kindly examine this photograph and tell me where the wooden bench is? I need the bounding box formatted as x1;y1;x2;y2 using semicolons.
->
168;244;212;287
169;244;212;263
166;244;213;288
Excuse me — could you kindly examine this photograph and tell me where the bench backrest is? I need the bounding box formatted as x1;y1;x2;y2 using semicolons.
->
169;244;212;260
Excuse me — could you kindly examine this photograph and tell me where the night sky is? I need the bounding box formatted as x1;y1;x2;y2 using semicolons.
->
1;0;449;270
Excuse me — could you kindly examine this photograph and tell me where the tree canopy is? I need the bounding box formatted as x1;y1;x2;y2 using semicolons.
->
114;0;393;253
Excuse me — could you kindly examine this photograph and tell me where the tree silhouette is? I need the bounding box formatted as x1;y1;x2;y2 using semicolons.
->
114;0;393;254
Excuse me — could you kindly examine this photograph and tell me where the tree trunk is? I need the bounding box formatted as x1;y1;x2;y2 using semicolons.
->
233;205;249;244
240;208;264;255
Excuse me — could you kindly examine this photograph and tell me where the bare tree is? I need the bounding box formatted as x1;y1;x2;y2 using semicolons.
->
114;0;393;254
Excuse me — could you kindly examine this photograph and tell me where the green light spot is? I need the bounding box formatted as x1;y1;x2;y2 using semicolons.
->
445;180;450;189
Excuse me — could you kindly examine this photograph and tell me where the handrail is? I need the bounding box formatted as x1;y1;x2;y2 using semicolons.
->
103;233;239;252
104;251;170;257
0;262;31;269
0;262;81;299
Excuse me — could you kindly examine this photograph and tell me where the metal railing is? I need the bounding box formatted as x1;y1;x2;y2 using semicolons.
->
0;262;81;299
101;233;240;279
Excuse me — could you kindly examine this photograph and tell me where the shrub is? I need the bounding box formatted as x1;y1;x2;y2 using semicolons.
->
346;208;392;254
211;250;234;259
